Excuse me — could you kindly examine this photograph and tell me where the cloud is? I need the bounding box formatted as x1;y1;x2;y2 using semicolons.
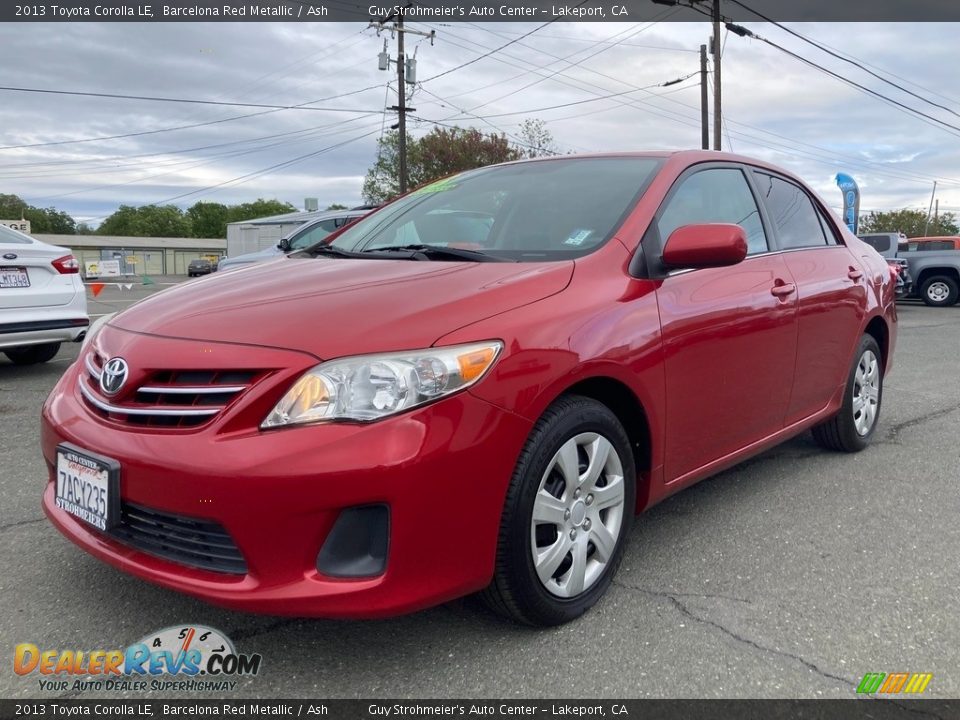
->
1;20;959;223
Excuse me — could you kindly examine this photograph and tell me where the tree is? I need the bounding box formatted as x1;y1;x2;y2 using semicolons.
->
363;127;523;204
515;119;558;158
325;203;348;211
226;199;296;224
98;204;191;237
0;193;77;234
75;223;96;235
859;208;958;237
186;201;230;238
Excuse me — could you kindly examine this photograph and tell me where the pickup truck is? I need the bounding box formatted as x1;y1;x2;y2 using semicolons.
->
859;232;959;306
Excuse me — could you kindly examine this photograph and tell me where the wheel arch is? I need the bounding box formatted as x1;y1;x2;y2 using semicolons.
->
863;315;890;373
550;375;655;514
915;266;960;288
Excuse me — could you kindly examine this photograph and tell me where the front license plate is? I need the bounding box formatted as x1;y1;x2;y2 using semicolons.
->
0;267;29;288
55;443;121;531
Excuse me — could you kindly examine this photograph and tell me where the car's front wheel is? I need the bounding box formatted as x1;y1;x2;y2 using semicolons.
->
4;342;61;366
482;395;636;626
920;275;959;307
812;335;883;452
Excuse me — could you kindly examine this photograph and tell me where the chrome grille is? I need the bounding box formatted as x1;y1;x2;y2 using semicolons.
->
82;351;261;429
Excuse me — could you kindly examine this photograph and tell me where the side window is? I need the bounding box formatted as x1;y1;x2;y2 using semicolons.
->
754;172;827;249
289;220;339;250
816;206;841;245
657;168;768;255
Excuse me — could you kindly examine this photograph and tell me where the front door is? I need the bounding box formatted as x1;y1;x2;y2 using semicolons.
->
651;166;799;483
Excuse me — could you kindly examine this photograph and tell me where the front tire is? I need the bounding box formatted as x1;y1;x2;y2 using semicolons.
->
812;335;883;452
4;342;61;366
920;275;959;307
482;395;636;626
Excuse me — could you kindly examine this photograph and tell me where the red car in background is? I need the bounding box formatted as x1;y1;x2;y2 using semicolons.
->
41;151;897;626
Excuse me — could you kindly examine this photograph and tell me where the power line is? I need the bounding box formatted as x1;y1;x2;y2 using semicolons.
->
727;0;960;120
85;125;382;220
24;116;383;201
451;13;677;118
678;2;960;141
417;22;960;189
468;73;698;120
0;85;384;115
418;3;590;85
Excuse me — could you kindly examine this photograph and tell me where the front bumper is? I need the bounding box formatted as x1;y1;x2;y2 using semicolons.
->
41;339;531;618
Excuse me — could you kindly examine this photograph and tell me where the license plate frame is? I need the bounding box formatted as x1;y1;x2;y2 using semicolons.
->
55;443;121;531
0;266;30;289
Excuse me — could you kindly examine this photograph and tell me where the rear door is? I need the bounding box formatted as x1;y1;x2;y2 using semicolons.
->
651;164;799;483
0;226;77;309
749;170;866;425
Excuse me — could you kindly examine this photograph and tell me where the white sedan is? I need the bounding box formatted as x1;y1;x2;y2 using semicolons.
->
0;224;88;365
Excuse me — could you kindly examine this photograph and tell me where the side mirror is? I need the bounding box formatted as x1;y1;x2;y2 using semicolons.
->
662;223;748;269
278;238;291;252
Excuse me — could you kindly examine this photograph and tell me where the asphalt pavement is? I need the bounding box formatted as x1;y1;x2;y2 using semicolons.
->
1;283;958;700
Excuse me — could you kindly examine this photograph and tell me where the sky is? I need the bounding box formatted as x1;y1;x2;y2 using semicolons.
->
1;19;959;226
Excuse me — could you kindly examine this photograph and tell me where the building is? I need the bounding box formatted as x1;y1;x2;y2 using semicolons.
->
34;234;226;277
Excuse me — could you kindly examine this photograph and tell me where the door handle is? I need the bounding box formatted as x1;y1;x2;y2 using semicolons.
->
770;283;796;298
847;268;864;281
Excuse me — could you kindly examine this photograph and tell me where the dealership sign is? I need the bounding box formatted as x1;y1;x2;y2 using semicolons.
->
85;260;121;277
0;219;30;234
835;173;861;235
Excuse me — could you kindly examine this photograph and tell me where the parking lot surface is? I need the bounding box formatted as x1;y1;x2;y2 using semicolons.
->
1;281;958;699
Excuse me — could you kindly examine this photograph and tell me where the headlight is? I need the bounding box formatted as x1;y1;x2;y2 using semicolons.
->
262;341;502;428
81;313;115;351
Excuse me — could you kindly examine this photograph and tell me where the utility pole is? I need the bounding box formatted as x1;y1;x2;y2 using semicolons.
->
396;15;407;194
372;7;434;196
700;44;709;150
711;0;722;151
925;181;937;236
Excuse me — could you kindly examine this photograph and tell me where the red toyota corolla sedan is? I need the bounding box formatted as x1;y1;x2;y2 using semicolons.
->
41;151;896;626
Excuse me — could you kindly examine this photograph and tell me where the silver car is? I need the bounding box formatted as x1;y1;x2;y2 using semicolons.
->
0;224;88;365
218;209;368;272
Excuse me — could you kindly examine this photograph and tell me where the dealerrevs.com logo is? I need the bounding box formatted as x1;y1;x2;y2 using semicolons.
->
14;625;262;693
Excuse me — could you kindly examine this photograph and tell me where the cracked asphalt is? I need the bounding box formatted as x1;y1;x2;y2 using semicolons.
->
1;284;958;700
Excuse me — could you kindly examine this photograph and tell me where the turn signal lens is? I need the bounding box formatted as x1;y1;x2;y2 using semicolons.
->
458;347;498;382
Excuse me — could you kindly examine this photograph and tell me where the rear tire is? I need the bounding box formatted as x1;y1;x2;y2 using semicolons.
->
920;275;959;307
481;395;636;626
812;335;882;452
4;342;61;366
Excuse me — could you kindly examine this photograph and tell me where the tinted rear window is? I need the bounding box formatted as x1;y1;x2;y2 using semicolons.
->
859;234;892;252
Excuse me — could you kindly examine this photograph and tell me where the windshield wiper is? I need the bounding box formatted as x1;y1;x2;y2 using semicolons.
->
362;244;514;263
303;244;365;258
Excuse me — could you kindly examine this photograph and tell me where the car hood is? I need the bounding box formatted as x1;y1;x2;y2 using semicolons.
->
112;256;573;358
221;246;282;265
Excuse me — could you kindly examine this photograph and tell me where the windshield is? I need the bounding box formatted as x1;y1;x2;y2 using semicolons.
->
329;157;662;261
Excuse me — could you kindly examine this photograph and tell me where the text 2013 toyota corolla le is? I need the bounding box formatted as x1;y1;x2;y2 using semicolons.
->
41;151;897;626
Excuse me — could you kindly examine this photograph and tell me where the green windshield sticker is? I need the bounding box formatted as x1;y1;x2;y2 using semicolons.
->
413;179;458;195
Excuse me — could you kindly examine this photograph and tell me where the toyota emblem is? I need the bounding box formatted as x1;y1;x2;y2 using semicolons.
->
2;253;16;260
100;357;129;396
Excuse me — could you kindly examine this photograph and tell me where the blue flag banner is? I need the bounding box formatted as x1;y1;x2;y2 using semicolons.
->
835;173;861;234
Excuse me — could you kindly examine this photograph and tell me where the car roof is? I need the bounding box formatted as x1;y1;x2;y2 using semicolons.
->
908;236;960;241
